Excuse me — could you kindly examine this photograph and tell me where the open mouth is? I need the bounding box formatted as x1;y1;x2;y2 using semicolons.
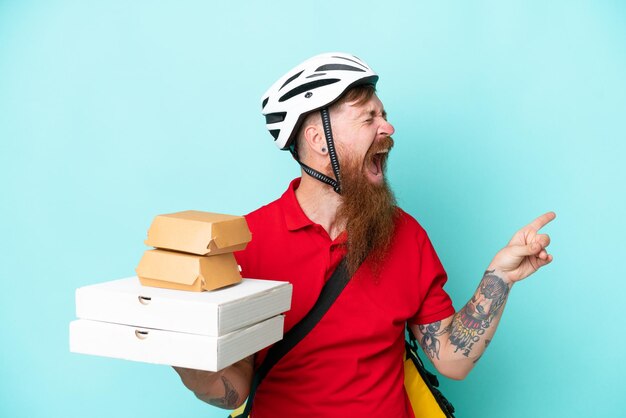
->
361;136;394;182
367;148;389;177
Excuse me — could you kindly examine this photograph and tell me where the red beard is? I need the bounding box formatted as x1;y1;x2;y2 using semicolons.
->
335;137;397;277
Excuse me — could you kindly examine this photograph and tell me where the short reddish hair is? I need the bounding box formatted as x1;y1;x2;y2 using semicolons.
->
332;83;377;108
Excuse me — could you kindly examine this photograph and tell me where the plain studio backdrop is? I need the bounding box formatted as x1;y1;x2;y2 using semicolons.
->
1;1;624;417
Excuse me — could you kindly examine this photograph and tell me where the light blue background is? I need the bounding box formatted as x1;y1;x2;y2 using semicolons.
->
1;1;624;417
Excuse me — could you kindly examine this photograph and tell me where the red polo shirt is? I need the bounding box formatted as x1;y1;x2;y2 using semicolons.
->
234;178;455;418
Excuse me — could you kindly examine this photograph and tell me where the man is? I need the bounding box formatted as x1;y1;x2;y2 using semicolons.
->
174;53;555;417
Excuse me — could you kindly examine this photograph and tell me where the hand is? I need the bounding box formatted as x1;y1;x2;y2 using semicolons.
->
173;366;222;394
488;212;556;283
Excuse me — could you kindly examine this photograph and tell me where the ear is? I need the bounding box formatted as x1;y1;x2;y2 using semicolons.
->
303;123;327;158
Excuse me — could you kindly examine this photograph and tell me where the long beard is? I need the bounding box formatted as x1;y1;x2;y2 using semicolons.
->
335;137;397;278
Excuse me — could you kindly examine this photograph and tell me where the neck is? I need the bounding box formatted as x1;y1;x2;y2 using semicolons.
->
295;173;344;240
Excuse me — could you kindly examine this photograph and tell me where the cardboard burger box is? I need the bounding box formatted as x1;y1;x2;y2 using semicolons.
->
136;249;242;292
70;277;293;371
144;210;252;256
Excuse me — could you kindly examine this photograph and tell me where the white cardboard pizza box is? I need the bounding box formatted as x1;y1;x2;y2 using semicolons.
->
75;277;292;336
69;315;284;372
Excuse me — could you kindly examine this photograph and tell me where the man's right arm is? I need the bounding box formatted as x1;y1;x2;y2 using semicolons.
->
173;355;254;410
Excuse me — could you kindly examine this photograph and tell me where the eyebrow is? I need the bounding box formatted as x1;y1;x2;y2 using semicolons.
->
360;108;387;119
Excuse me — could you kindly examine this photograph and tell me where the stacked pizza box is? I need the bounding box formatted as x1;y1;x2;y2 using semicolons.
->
69;211;292;372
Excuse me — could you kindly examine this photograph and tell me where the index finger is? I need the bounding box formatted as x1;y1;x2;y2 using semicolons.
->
527;211;557;231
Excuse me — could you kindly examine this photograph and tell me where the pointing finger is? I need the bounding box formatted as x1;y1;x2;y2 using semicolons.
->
528;212;556;232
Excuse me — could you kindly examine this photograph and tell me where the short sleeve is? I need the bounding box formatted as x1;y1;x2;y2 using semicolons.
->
411;231;455;325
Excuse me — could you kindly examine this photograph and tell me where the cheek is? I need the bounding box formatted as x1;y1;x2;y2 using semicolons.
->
338;148;367;169
334;132;373;163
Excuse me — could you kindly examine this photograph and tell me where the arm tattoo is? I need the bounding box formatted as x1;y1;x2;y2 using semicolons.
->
449;270;510;357
418;320;450;360
472;339;491;364
206;376;240;409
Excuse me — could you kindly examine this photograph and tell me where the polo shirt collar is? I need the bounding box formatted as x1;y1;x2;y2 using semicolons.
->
282;178;315;231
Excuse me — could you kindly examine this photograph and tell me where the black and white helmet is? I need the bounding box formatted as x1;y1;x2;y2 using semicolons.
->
261;52;379;150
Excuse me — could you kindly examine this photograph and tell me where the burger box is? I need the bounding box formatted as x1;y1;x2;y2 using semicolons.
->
69;315;284;372
70;277;292;371
74;277;292;336
144;210;252;256
136;249;242;292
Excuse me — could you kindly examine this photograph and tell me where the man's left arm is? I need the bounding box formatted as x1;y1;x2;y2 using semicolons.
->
410;212;556;380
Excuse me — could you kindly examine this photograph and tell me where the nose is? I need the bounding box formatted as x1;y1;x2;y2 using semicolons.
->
379;118;395;137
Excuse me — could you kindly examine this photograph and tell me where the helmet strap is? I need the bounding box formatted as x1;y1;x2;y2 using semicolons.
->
288;107;342;194
320;107;342;194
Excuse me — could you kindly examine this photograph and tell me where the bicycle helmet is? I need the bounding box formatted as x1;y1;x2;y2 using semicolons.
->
261;52;378;150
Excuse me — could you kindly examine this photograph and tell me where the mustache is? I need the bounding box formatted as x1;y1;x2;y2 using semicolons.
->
366;136;395;158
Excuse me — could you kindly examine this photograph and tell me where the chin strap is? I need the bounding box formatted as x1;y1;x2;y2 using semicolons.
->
320;107;342;194
289;107;342;194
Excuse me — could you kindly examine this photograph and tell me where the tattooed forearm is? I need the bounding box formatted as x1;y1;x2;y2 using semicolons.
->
204;376;240;409
449;270;510;357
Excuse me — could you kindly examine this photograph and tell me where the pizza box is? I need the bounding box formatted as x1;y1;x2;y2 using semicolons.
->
75;277;292;336
69;315;284;372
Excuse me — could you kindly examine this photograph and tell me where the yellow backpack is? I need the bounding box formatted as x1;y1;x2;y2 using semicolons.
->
404;327;455;417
